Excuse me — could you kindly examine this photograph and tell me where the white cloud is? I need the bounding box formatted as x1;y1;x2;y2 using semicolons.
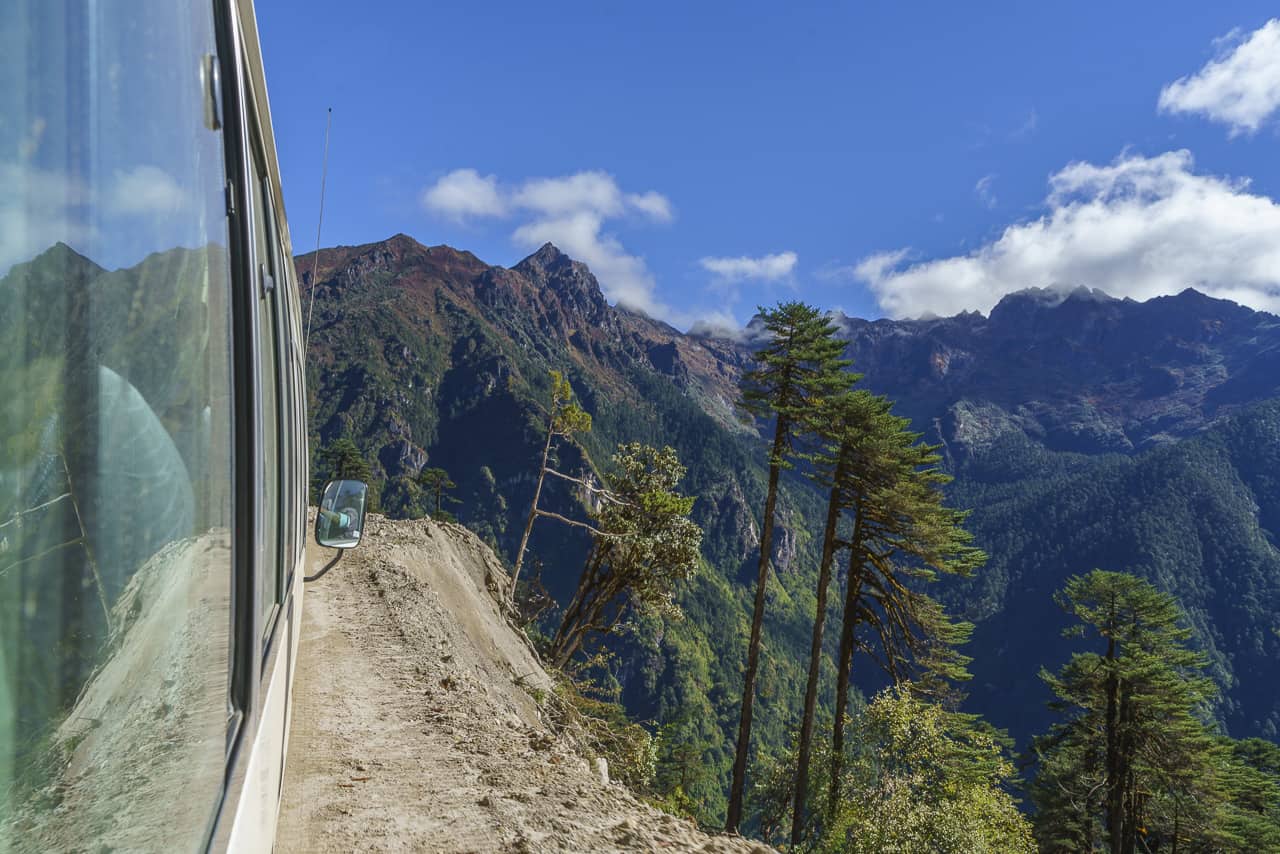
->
625;191;674;223
855;150;1280;318
1158;19;1280;135
0;162;96;273
106;165;188;215
686;309;746;340
421;169;676;317
513;171;626;218
512;210;670;317
699;251;798;282
421;168;506;220
974;174;998;209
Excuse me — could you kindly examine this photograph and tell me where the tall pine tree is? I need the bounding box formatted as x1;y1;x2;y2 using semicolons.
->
1031;570;1224;853
825;405;982;816
727;301;851;831
789;389;891;844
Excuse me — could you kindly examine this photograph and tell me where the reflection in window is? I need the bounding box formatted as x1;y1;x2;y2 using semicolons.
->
253;164;284;635
1;1;234;849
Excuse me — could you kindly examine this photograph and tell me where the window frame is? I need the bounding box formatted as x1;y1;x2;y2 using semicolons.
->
204;1;307;847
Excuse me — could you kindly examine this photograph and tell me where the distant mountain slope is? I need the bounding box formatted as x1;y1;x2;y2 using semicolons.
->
948;400;1280;742
830;285;1280;458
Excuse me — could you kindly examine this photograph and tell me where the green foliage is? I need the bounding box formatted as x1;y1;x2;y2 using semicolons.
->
547;369;593;436
652;707;719;820
818;689;1034;854
416;466;459;519
550;443;702;668
730;301;854;829
753;688;1034;853
315;437;378;510
1218;737;1280;850
318;436;372;483
828;391;984;690
1031;570;1227;852
546;675;657;792
814;390;987;839
947;402;1280;745
739;302;854;468
791;387;986;842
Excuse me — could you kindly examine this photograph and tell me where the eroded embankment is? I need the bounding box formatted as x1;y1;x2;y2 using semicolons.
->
276;513;773;853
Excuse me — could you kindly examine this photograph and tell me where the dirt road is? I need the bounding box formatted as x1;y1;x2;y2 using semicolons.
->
275;514;772;853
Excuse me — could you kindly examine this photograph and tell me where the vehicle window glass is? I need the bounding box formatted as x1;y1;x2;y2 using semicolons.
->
250;145;283;636
0;2;234;849
273;209;304;581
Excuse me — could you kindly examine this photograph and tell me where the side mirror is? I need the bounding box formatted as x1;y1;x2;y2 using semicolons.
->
316;479;368;549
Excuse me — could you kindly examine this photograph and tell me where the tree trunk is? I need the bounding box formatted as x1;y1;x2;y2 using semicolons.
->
511;424;556;600
553;629;584;670
726;417;788;832
829;510;865;815
1105;619;1122;854
1119;686;1138;854
790;475;845;845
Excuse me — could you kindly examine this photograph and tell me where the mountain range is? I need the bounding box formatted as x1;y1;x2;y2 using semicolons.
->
295;233;1280;817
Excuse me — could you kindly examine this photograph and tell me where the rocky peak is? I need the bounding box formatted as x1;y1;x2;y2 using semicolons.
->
987;285;1114;326
7;241;105;284
513;243;611;325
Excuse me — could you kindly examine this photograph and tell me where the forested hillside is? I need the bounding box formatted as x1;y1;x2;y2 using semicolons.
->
299;235;827;822
950;401;1280;743
295;232;1280;831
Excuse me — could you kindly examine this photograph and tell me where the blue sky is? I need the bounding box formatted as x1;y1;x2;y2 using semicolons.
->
257;2;1280;330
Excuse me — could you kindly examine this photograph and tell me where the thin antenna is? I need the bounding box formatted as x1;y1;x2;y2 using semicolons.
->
304;107;332;351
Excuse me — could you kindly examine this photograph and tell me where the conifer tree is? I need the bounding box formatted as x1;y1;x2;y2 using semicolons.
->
510;370;592;600
727;301;851;831
1031;570;1223;853
416;467;458;519
789;390;891;844
320;436;371;483
825;408;983;813
317;436;377;508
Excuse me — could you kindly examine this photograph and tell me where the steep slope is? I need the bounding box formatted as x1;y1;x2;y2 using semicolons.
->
299;235;825;823
278;514;773;853
297;232;1280;795
947;399;1280;742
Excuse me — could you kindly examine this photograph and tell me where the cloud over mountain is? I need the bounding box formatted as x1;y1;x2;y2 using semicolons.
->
422;169;672;318
856;150;1280;318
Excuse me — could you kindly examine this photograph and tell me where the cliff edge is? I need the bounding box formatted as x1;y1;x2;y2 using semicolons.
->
277;513;771;853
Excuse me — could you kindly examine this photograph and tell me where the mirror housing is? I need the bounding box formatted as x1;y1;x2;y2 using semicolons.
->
316;479;368;549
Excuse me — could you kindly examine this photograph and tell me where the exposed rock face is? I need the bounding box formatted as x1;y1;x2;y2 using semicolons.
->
833;286;1280;458
769;513;799;576
378;438;428;478
701;478;759;568
513;243;616;333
